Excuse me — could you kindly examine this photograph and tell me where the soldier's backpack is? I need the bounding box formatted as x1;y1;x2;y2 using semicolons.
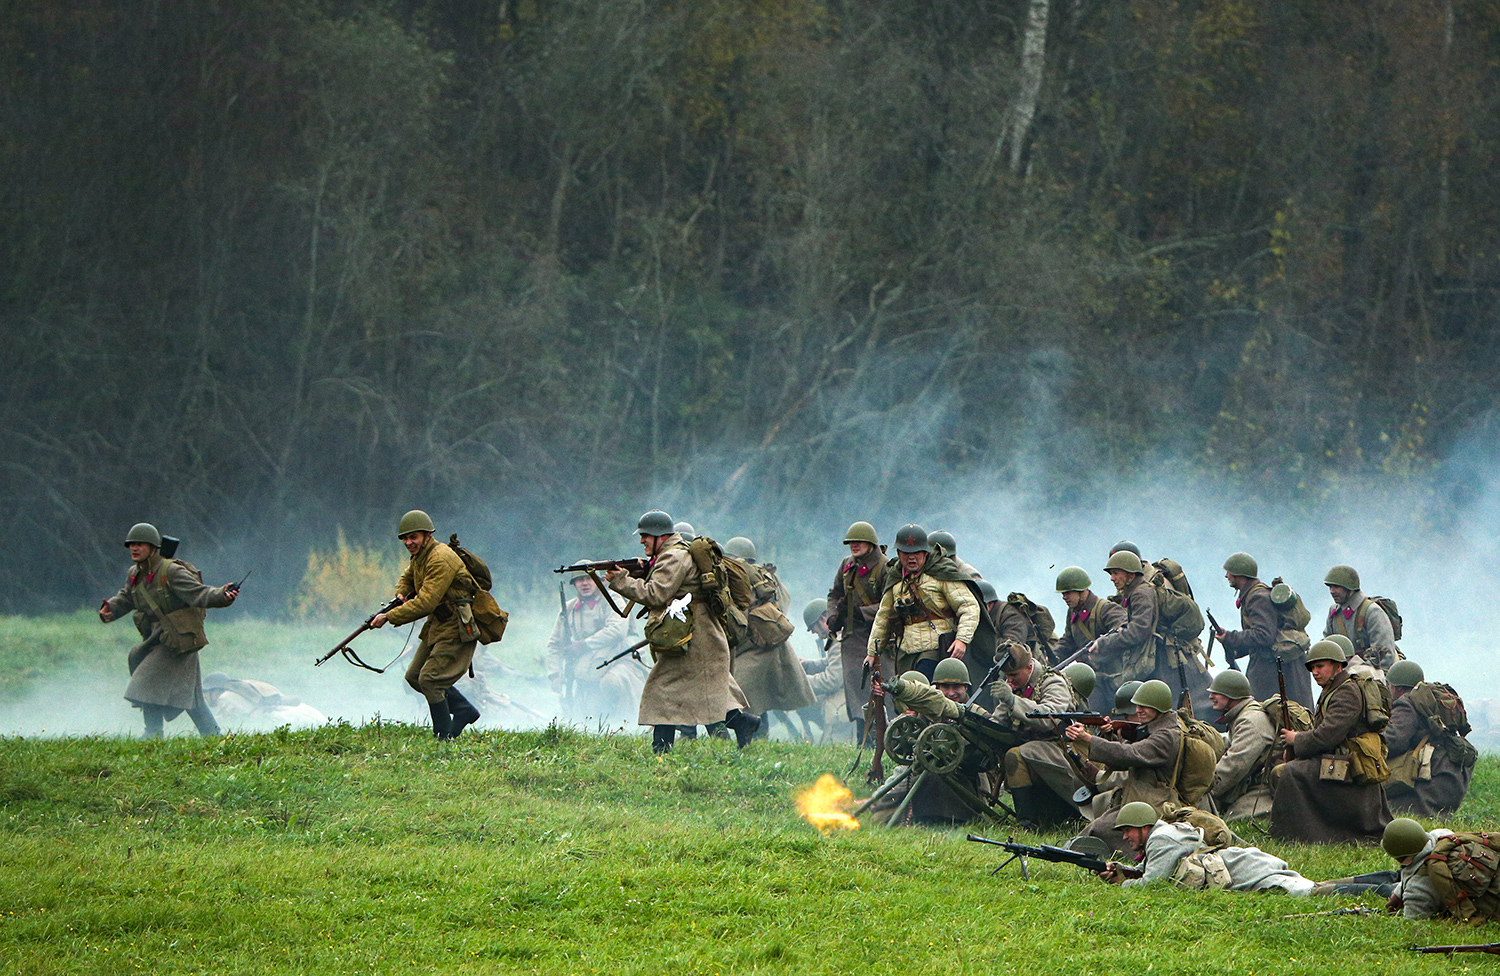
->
1006;592;1057;655
448;534;508;644
1152;557;1194;598
1172;715;1226;805
1268;577;1312;662
687;537;746;648
1420;832;1500;922
1408;682;1479;768
744;563;796;647
1152;575;1206;643
1357;595;1404;643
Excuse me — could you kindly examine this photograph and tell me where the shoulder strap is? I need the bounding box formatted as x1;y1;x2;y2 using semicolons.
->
135;559;186;641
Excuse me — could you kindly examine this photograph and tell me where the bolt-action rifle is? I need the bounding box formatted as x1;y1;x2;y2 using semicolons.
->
864;641;891;786
966;835;1143;881
1411;943;1500;955
315;597;404;672
1053;623;1126;670
1025;711;1148;742
595;638;650;670
1276;653;1294;760
1206;609;1240;672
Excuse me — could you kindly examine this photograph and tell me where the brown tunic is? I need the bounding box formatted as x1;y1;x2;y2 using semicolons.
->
1269;669;1392;843
827;549;889;721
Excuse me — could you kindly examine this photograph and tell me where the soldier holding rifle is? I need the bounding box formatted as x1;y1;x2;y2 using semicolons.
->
546;562;645;726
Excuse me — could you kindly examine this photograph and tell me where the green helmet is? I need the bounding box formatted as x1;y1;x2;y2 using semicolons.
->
1130;679;1173;714
1387;660;1425;688
673;521;696;541
1104;550;1144;574
1324;564;1360;590
928;530;957;555
1116;801;1159;829
1305;639;1347;666
894;524;930;554
636;510;675;536
1382;818;1431;859
1222;552;1258;578
1270;582;1297;609
397;510;435;536
568;558;598;583
803;598;827;632
899;669;930;686
1113;681;1144;716
1055;566;1092;593
1207;670;1252;699
1063;662;1097;701
976;579;999;603
843;521;879;546
123;522;162;548
1324;633;1355;658
932;658;970;685
1110;540;1141;557
723;537;757;561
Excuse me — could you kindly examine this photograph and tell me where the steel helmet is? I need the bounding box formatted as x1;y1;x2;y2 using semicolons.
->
1116;801;1158;829
1381;818;1431;859
397;510;435;536
1130;679;1173;714
843;521;879;546
723;537;757;561
977;579;999;603
1113;681;1144;716
1207;670;1252;699
931;658;970;685
1104;550;1144;574
928;530;957;555
1305;639;1347;666
803;598;827;632
636;510;675;536
123;523;162;548
673;521;697;541
894;524;930;554
1063;662;1097;701
1387;660;1424;688
1222;552;1258;577
1110;540;1141;557
1323;565;1360;590
1055;566;1092;593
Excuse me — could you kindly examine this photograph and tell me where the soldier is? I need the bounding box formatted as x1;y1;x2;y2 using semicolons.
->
1269;639;1392;843
1051;566;1127;710
797;598;846;742
1384;661;1476;816
994;643;1090;828
1322;565;1399;674
672;521;696;541
927;530;981;578
546;562;646;727
370;510;483;739
722;536;815;737
976;579;1000;627
202;672;327;728
1064;679;1186;851
1097;801;1315;894
826;521;890;741
605;511;758;753
1215;552;1279;700
99;522;241;739
872;658;988;825
1205;669;1295;823
1377;818;1500;922
865;524;991;689
1111;543;1209;706
1081;551;1158;706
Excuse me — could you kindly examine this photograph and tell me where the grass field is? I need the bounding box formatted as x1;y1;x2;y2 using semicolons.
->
4;614;1499;974
4;720;1500;976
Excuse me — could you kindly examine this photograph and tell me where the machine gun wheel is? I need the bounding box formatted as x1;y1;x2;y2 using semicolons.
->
885;714;926;765
913;722;965;775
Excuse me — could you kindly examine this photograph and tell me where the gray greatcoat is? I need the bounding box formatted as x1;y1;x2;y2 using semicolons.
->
1083;710;1185;851
104;552;235;714
1210;698;1278;821
731;563;816;713
610;537;749;727
1385;690;1473;816
1269;668;1392;843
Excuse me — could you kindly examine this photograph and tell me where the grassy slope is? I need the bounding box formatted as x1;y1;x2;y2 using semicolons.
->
4;722;1499;976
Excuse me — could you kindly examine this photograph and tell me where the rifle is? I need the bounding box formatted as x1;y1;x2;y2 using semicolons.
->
559;580;576;699
1053;624;1126;670
595;638;650;670
1206;609;1240;672
1411;944;1500;955
966;835;1142;881
1026;711;1148;742
315;597;404;671
864;641;891;786
1276;656;1294;760
1176;656;1193;717
553;559;649;617
1282;906;1376;919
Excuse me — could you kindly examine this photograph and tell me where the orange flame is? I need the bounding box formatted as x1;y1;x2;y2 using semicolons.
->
795;773;860;834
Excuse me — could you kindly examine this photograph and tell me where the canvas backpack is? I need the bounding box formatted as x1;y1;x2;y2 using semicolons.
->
1420;832;1500;922
1152;576;1206;643
1152;557;1194;598
1357;595;1404;643
448;534;508;644
687;537;745;648
744;563;796;647
1408;682;1479;768
1006;592;1057;656
1171;715;1226;805
1267;576;1312;662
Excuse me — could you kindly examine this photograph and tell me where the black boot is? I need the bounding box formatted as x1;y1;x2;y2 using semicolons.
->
854;717;866;746
1008;786;1040;830
676;725;698;740
428;700;453;739
725;709;761;749
652;725;677;754
705;721;730;741
445;687;481;738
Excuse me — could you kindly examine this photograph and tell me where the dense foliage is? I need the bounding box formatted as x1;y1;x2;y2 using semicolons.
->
4;0;1498;610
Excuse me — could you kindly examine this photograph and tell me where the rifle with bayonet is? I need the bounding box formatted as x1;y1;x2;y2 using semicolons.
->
1411;943;1500;955
595;638;650;670
966;834;1143;881
552;559;648;617
1206;609;1240;672
315;596;404;671
1024;711;1148;742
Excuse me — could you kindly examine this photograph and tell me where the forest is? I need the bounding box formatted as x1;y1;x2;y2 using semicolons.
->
3;0;1498;612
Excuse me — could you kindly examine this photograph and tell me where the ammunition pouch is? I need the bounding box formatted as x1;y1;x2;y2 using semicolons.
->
456;600;479;643
746;602;795;647
1171;850;1233;891
157;607;208;656
1343;731;1389;785
1388;739;1435;788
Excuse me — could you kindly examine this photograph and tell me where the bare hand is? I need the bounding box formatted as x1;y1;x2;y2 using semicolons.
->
604;566;624;582
371;613;389;629
1212;626;1227;640
223;585;239;604
1279;728;1297;747
1099;864;1125;885
1064;723;1092;744
948;639;967;661
871;679;885;700
98;600;112;623
1386;892;1403;915
864;653;877;669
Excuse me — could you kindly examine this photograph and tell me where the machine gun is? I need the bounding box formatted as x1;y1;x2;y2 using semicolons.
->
966;835;1142;881
315;597;404;672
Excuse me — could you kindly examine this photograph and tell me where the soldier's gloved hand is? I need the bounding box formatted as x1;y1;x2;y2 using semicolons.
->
990;681;1015;707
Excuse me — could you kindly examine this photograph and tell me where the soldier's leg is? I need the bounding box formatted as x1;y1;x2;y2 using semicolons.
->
652;725;677;754
140;705;165;740
724;708;761;749
677;725;700;739
913;658;938;682
187;702;221;738
445;686;481;737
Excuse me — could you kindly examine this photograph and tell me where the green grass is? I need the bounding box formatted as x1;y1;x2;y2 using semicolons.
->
4;721;1500;975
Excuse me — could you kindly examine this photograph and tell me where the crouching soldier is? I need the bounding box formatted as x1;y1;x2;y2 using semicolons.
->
1384;661;1476;816
100;523;241;739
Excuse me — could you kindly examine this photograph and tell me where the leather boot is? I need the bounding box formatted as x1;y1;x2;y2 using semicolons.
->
652;725;677;754
854;717;866;746
187;703;221;738
725;709;761;749
141;706;165;740
1008;785;1040;830
705;721;730;740
429;700;453;739
676;725;698;739
445;687;481;738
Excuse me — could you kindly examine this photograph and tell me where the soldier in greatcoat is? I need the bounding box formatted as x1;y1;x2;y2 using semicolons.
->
722;536;815;732
100;522;240;739
1384;661;1475;816
370;510;484;739
826;521;889;741
1050;566;1127;710
606;511;757;753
